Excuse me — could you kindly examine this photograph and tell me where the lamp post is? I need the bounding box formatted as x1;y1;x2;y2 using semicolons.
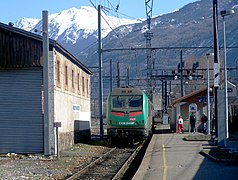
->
213;0;220;140
221;9;235;143
206;53;214;135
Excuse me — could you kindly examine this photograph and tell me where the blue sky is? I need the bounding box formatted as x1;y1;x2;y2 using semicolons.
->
0;0;198;24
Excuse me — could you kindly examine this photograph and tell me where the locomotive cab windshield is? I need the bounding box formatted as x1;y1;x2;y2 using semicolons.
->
112;95;142;111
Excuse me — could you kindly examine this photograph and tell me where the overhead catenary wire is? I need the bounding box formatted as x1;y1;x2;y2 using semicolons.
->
87;0;124;49
100;11;125;47
74;41;98;56
84;0;147;82
88;0;97;9
87;0;142;47
73;0;124;59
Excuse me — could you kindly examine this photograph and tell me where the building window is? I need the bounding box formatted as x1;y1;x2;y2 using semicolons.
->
65;65;68;87
86;78;89;97
72;69;74;89
56;60;60;86
82;76;85;96
77;73;80;94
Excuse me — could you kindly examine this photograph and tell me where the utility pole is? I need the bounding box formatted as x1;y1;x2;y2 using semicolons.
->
206;53;214;135
110;59;112;92
117;62;120;87
127;68;130;86
180;50;184;97
98;5;104;139
213;0;220;139
221;9;235;146
162;80;164;110
42;10;50;156
164;80;168;112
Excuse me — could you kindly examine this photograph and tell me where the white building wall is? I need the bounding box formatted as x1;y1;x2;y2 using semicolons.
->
48;51;56;154
52;50;91;152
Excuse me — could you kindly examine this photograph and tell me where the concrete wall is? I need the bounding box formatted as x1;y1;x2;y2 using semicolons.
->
52;50;91;153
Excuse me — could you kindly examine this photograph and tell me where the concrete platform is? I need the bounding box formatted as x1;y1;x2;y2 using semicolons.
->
133;125;238;180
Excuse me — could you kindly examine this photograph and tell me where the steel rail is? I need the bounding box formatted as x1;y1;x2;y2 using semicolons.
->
66;147;116;180
112;141;145;180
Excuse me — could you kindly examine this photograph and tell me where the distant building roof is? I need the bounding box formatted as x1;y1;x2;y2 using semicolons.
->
172;87;208;106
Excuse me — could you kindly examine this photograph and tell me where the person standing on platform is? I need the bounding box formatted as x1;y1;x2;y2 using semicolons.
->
177;115;184;134
201;113;208;133
190;113;196;133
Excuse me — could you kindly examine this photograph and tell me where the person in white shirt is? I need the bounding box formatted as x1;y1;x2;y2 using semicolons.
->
177;115;184;134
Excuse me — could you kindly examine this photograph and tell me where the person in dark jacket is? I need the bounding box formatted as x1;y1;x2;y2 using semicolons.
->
201;113;208;133
190;113;196;133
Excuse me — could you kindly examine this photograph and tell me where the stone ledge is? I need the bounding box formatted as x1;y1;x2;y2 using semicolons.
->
183;134;211;141
200;149;238;163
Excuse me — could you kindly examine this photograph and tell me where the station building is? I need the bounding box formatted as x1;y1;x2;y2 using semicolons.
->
170;82;237;133
0;22;92;155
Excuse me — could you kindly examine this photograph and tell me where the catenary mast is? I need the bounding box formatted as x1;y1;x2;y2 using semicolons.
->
144;0;154;98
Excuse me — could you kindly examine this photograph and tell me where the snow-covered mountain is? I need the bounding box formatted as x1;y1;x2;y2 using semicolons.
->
15;18;40;31
15;6;142;45
14;0;238;76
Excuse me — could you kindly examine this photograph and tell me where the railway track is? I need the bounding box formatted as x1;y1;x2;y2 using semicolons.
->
66;141;146;180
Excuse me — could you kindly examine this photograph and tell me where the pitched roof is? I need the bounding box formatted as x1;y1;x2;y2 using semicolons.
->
172;87;208;106
0;22;92;75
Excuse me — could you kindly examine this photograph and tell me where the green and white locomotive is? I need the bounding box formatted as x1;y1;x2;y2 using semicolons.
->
106;87;153;145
